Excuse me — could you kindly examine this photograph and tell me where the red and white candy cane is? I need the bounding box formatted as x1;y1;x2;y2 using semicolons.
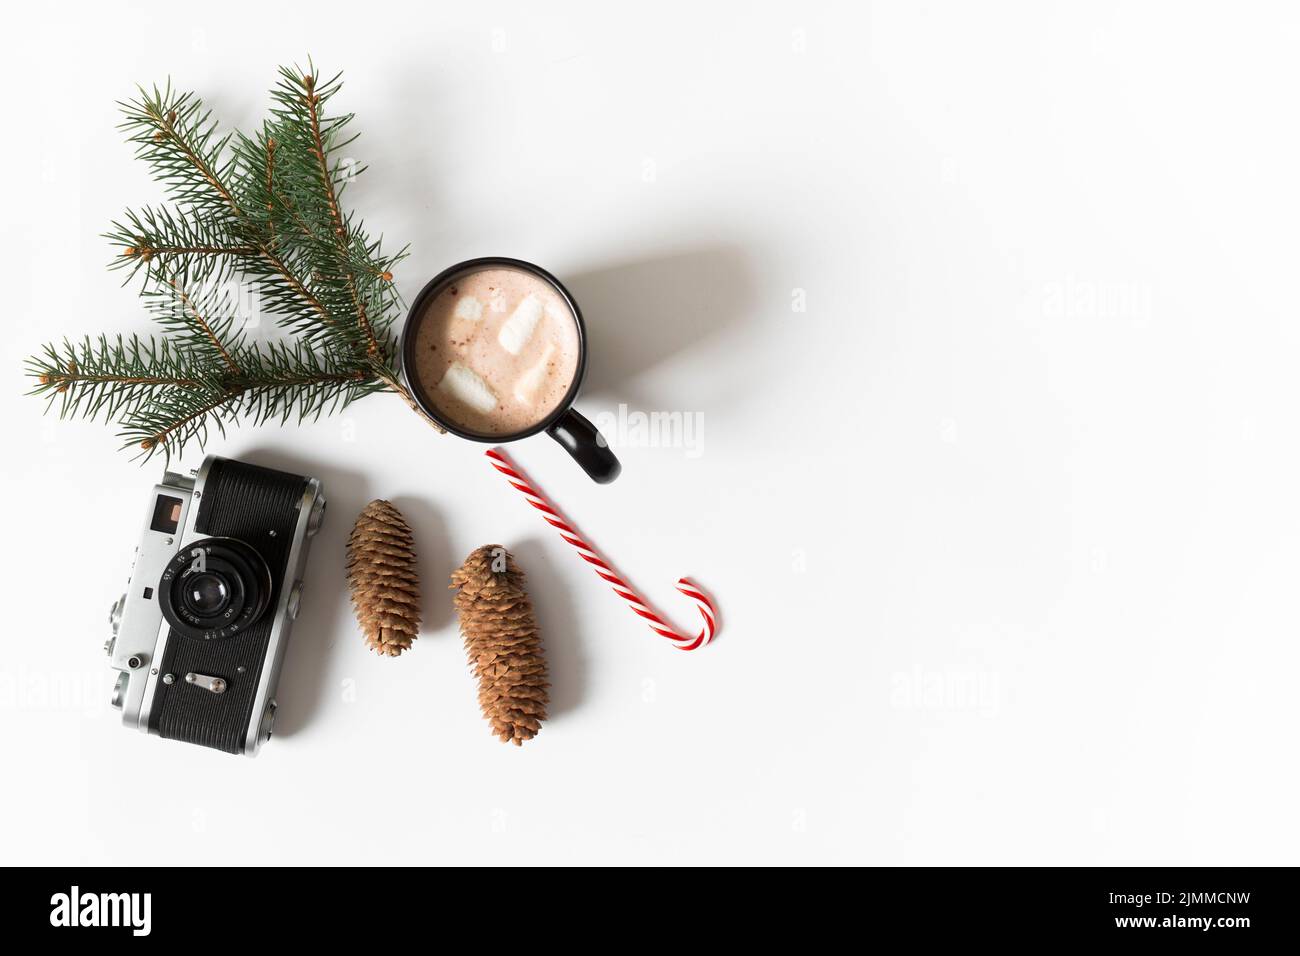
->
485;448;718;651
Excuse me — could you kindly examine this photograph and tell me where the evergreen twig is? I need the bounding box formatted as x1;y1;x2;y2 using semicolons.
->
25;62;436;461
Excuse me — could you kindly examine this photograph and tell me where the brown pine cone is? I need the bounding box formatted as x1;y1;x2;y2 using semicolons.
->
450;545;549;745
346;500;420;657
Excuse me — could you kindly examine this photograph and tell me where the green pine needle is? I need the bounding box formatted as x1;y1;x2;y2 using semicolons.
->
26;61;424;462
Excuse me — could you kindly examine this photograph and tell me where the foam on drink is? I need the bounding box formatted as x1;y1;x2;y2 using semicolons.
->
411;267;581;435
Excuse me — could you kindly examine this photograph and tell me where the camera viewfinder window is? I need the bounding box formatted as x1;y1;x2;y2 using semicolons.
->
150;495;183;534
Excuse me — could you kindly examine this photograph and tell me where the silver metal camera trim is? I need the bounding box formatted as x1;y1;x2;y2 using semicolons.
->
134;457;215;734
108;466;199;735
242;476;322;756
109;456;323;756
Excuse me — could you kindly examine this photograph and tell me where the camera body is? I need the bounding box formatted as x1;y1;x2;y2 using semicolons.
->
106;456;325;755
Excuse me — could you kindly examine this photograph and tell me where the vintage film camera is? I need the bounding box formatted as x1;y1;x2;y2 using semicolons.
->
105;456;325;755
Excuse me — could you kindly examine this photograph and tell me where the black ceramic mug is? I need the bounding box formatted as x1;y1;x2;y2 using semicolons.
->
400;256;621;483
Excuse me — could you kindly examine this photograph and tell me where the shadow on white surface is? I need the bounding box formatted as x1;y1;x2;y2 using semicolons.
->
512;536;586;720
233;446;370;739
390;493;455;635
568;244;757;410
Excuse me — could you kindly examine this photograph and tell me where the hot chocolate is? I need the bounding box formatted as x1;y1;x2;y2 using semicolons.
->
410;266;581;435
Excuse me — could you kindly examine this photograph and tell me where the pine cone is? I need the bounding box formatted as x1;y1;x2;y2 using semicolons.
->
346;500;420;657
450;545;549;745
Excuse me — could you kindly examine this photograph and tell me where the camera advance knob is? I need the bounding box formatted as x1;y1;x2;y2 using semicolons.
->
306;495;327;538
260;700;278;741
110;672;128;710
286;581;305;620
104;594;126;656
108;593;125;633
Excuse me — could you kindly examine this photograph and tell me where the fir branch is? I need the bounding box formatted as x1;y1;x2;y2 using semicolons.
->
119;83;242;217
120;340;379;460
26;336;218;424
264;134;277;242
123;384;240;460
300;71;380;355
230;340;379;426
265;63;387;356
26;62;435;460
123;82;353;352
150;273;242;374
107;205;256;288
303;73;350;242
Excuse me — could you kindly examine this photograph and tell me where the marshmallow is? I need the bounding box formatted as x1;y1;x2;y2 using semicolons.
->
498;294;544;355
513;341;557;405
437;362;498;414
453;296;484;322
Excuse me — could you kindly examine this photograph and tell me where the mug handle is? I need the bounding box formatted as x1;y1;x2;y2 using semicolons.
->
547;408;621;484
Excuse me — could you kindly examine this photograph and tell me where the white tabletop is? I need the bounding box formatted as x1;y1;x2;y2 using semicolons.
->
3;0;1297;865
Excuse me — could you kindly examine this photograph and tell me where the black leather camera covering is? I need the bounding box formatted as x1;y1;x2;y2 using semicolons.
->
148;459;307;753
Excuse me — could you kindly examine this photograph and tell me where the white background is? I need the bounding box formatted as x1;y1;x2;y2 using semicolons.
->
2;1;1297;865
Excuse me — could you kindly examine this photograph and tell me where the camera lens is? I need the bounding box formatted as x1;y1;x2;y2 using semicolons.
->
184;573;230;617
158;537;273;641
